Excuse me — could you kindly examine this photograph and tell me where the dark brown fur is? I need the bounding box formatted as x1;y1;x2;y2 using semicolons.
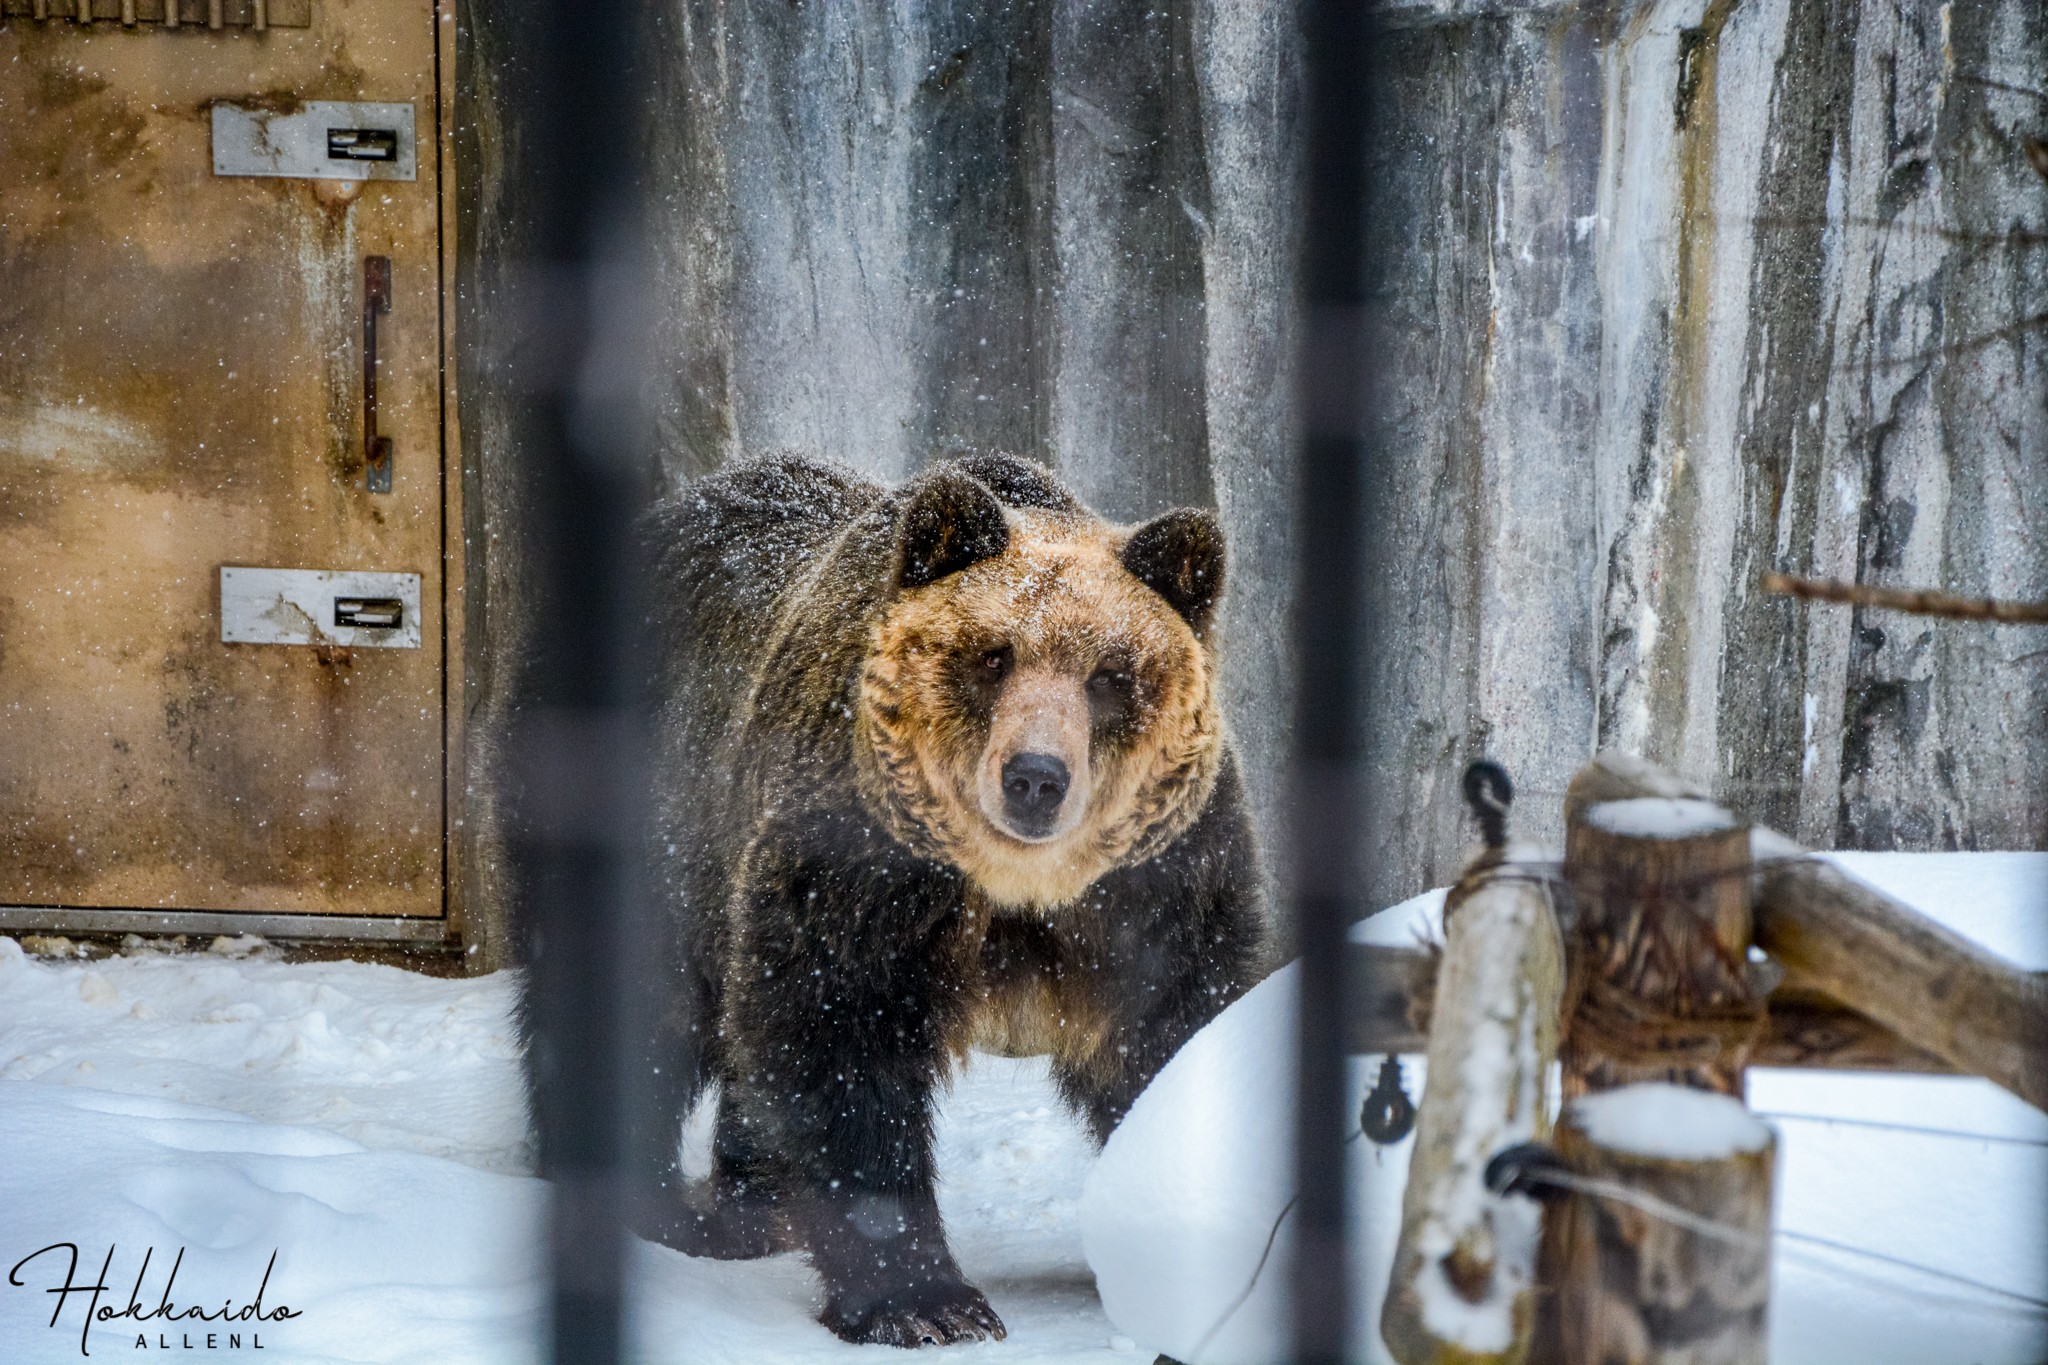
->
619;453;1262;1347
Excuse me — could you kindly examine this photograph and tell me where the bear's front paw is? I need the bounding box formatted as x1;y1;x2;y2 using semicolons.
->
822;1278;1007;1348
640;1180;783;1261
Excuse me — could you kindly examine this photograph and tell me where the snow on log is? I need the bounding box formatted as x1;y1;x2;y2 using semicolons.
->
1561;752;1710;826
1563;790;1774;1098
1381;852;1564;1365
1751;828;2048;1115
1540;1084;1776;1365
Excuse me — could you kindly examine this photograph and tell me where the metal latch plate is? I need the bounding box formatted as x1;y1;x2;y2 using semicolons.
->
221;567;422;648
212;101;417;182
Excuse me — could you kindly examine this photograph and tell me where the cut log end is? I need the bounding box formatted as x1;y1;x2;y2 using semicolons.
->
1537;1086;1776;1365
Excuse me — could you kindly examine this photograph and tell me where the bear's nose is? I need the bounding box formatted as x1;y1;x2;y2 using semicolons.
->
1001;753;1071;833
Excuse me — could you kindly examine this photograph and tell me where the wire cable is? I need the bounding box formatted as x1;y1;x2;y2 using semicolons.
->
1185;1195;1299;1363
1186;1129;1367;1361
1777;1236;2048;1317
1512;1163;2048;1317
1758;1110;2048;1148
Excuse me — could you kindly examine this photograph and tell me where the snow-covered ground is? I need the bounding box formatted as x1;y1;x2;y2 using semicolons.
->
0;852;2041;1363
0;936;1117;1364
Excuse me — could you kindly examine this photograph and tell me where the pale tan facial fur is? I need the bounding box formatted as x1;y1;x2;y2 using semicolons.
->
857;509;1221;910
974;666;1093;842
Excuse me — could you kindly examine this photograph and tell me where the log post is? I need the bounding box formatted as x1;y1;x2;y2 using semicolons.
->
1562;793;1776;1097
1381;852;1566;1365
1541;1084;1776;1365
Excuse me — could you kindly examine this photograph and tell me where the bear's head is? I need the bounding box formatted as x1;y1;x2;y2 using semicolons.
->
856;462;1224;910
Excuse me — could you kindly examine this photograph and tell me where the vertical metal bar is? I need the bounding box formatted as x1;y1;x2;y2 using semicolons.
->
120;0;134;26
252;0;265;31
207;0;220;30
508;0;652;1362
1292;1;1379;1361
363;256;394;494
163;0;177;28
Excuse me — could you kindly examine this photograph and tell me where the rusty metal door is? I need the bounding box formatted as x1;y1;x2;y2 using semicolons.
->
0;2;455;930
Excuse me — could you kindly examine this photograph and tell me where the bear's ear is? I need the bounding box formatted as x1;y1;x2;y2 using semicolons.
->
1121;508;1225;634
896;469;1011;589
941;452;1081;514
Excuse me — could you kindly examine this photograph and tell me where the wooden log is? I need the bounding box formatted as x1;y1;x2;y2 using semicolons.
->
1346;944;1953;1073
1747;991;1954;1073
1539;1084;1776;1365
1381;856;1565;1365
1348;943;1434;1055
1562;795;1775;1097
1752;828;2048;1114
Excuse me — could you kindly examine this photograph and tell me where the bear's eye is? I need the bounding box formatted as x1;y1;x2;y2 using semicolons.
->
1087;667;1130;696
979;646;1013;677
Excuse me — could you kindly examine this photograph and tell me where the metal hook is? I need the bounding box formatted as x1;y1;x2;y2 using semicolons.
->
1360;1054;1417;1145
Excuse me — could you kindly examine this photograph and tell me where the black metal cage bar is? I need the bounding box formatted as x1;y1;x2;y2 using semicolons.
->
508;1;652;1362
1293;2;1381;1360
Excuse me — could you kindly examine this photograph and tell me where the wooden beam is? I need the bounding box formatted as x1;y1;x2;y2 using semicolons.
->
1545;752;2047;1110
1752;990;1954;1073
1753;831;2048;1113
1348;943;1432;1054
1348;951;1956;1075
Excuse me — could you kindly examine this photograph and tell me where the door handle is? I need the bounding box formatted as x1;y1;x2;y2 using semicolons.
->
363;255;393;493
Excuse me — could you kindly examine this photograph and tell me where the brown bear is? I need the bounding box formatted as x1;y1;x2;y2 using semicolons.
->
635;451;1262;1347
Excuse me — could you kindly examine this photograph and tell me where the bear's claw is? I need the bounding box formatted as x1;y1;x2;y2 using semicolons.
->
824;1280;1007;1348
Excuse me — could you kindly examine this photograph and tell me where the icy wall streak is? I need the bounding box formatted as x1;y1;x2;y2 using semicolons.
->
1189;0;1300;914
1357;10;1609;904
459;0;2043;960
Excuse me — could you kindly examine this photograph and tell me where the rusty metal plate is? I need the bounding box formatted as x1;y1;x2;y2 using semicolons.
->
221;568;422;649
213;101;417;182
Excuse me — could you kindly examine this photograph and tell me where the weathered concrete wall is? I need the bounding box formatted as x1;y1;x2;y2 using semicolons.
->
457;0;2045;961
1354;0;2046;907
1356;6;1610;904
